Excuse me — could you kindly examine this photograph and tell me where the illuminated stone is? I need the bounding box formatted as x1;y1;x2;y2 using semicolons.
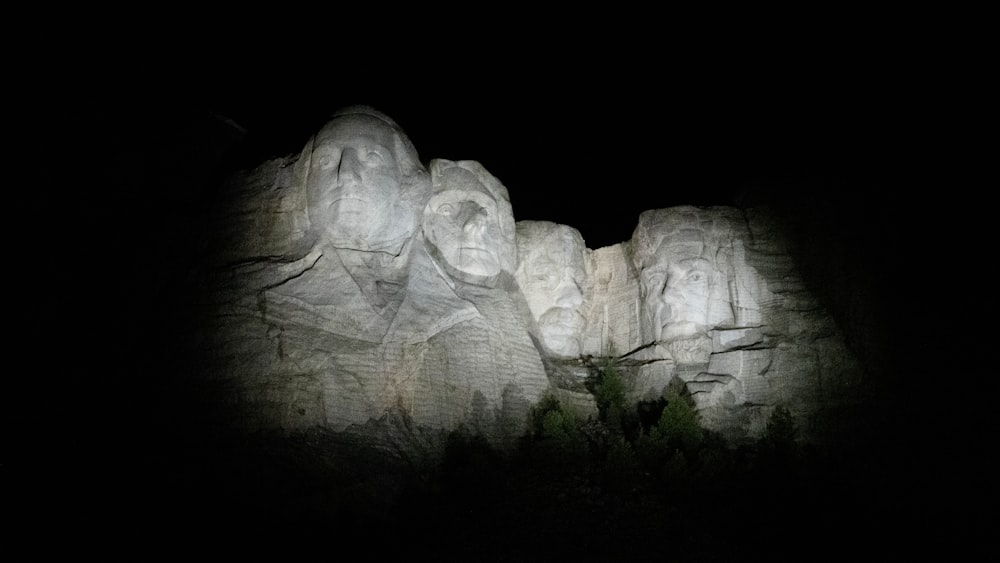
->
381;159;549;447
193;107;867;448
515;221;589;358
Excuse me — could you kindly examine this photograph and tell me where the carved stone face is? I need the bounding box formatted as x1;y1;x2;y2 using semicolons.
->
307;113;415;251
424;162;515;286
515;222;587;358
426;190;501;277
424;159;517;287
641;255;714;339
634;214;735;364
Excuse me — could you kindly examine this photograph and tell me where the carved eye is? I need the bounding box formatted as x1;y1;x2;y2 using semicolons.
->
643;273;667;297
317;156;333;170
438;203;455;216
365;150;385;163
686;271;705;284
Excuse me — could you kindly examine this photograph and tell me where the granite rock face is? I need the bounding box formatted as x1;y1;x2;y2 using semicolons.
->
192;105;868;449
622;206;867;442
515;221;589;359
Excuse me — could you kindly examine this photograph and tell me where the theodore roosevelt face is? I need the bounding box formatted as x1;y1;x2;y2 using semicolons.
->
516;223;587;358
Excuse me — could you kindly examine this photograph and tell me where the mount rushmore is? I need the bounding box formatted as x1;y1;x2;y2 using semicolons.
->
188;105;870;450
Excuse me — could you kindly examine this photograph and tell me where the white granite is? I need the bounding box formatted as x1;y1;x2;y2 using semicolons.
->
193;106;870;447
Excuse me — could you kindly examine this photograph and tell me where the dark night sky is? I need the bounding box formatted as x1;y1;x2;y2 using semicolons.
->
18;22;937;253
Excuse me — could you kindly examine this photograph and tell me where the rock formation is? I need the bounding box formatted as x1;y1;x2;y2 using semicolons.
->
381;159;550;449
624;206;867;442
191;105;870;450
514;220;590;359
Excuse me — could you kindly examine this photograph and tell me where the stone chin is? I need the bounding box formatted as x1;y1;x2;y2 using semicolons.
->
540;330;582;358
665;334;713;365
324;201;412;252
453;247;501;277
538;308;585;358
659;321;704;343
326;227;402;253
329;198;372;220
428;242;503;288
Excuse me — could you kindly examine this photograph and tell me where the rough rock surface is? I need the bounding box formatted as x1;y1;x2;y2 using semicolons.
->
622;206;867;443
190;105;868;448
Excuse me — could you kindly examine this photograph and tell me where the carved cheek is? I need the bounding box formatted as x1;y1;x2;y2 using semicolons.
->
447;221;469;261
554;278;583;308
426;217;448;248
357;171;396;202
649;300;667;336
309;170;337;203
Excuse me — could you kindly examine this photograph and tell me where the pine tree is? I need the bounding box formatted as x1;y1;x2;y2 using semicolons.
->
657;387;703;455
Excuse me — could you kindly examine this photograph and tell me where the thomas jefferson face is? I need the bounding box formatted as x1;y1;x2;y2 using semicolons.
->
425;173;504;280
308;113;412;250
424;160;516;287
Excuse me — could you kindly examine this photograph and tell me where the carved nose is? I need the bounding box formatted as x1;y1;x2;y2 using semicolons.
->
463;207;487;238
337;148;363;185
554;279;582;308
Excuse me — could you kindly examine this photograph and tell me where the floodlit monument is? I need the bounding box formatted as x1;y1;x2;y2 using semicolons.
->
192;105;870;449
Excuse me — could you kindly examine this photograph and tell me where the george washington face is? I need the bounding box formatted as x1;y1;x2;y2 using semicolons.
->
307;112;422;252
